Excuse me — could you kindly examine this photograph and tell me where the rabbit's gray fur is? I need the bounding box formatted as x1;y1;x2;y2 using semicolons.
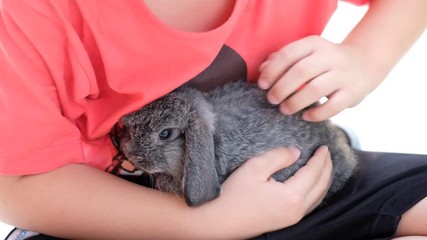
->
117;80;358;206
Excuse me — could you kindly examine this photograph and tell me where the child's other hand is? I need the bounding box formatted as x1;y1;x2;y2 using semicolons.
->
258;35;384;122
200;146;332;238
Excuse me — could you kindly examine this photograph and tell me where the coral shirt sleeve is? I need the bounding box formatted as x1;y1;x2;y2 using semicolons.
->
0;0;105;175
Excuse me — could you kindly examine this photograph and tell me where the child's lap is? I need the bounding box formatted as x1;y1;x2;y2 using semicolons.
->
253;151;427;240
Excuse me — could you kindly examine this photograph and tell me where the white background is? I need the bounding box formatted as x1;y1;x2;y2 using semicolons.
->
325;3;427;155
1;2;426;238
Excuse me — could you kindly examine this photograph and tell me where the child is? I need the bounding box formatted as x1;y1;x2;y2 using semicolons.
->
1;0;427;239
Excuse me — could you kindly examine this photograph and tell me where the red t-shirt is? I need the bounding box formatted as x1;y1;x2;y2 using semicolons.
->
0;0;368;175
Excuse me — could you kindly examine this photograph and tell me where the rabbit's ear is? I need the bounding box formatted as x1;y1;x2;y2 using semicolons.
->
182;98;221;206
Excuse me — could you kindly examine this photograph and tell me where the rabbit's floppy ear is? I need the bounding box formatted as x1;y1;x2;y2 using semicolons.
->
182;92;221;206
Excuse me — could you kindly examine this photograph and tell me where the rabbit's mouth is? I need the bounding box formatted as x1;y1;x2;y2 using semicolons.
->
121;146;164;174
127;157;165;174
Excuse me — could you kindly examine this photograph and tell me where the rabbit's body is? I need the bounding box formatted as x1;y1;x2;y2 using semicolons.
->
117;80;357;206
208;82;357;192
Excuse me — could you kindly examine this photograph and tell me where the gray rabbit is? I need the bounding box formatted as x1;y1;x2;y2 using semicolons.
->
114;80;358;206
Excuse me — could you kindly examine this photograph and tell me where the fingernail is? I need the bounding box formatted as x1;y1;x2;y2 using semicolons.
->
258;79;270;90
302;112;314;122
279;104;291;115
323;145;329;152
267;94;280;105
290;147;301;158
259;61;268;71
321;145;330;153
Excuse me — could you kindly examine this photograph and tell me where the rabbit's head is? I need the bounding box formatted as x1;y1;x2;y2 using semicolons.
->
116;86;221;206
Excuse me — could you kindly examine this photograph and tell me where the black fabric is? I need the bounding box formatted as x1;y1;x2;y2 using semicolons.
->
252;151;427;240
5;229;64;240
24;235;61;240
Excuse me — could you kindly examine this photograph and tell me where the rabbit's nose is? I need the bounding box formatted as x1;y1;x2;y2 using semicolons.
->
122;145;140;158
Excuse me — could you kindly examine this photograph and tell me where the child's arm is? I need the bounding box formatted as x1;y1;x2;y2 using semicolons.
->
258;0;427;122
0;146;332;239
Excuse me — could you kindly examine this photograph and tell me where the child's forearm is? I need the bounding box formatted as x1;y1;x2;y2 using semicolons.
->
1;164;251;239
0;164;205;239
0;165;245;239
343;0;427;80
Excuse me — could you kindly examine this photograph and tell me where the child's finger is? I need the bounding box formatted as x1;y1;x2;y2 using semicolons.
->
302;90;352;122
258;38;315;90
278;71;337;115
304;147;333;213
283;146;332;203
243;148;301;180
265;54;328;105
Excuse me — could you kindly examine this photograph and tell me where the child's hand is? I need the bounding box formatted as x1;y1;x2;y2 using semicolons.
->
258;36;384;122
198;146;332;239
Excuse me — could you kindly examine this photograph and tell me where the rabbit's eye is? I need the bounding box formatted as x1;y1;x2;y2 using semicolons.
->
159;128;181;141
